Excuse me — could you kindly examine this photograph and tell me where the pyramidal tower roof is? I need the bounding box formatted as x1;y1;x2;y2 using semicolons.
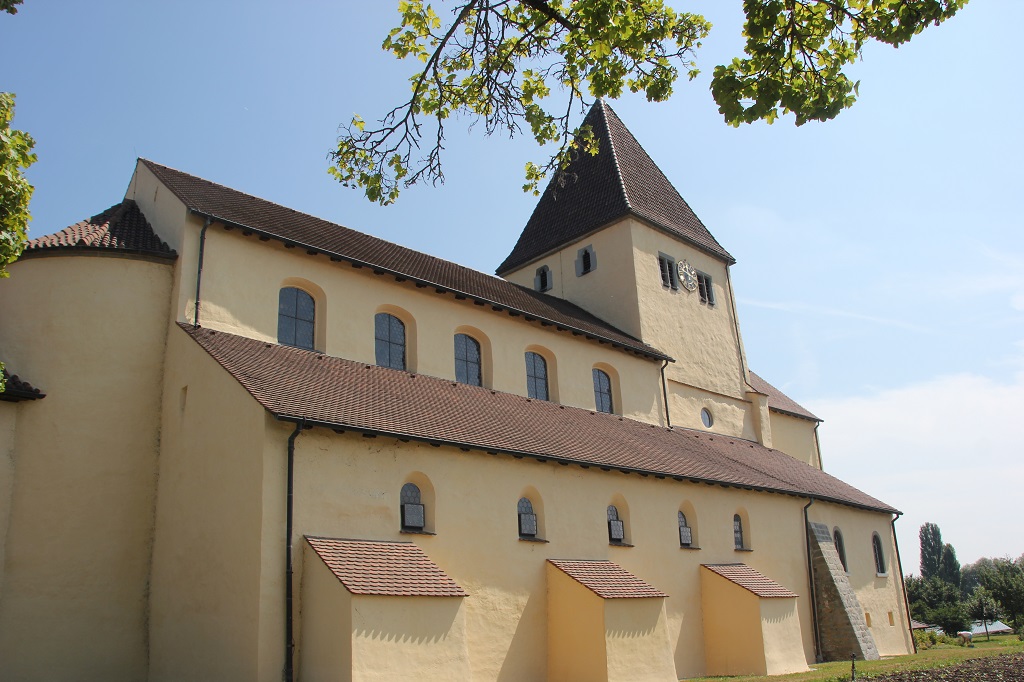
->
496;100;733;275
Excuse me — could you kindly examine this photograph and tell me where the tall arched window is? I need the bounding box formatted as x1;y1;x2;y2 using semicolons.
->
525;352;548;400
607;505;625;544
375;313;406;370
872;532;887;574
733;514;745;550
593;368;613;414
678;511;693;548
400;482;425;531
278;287;315;350
834;528;848;572
517;497;538;539
454;333;482;386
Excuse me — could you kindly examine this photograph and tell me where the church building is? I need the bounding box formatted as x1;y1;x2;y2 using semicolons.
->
0;102;914;681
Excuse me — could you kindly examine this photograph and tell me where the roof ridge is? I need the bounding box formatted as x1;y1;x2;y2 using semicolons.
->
598;100;633;213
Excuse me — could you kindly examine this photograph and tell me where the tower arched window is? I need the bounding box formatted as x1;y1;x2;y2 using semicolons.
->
678;511;693;548
454;333;482;386
872;532;887;575
733;514;745;550
400;482;424;531
278;287;315;350
607;505;625;544
834;528;848;572
525;352;549;400
593;369;613;414
375;313;406;370
517;497;538;539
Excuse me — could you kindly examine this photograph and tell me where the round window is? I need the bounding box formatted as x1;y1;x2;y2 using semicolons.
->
700;408;713;428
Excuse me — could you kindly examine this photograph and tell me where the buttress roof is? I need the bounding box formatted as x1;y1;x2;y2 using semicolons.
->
496;100;734;275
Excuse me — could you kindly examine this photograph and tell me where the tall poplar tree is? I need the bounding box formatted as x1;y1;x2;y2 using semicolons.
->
920;522;943;579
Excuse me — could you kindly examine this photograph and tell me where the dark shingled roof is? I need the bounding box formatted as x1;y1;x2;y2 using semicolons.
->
496;100;733;275
181;324;897;513
0;369;45;402
548;560;668;599
140;159;669;362
25;200;176;259
747;371;820;422
702;564;799;598
305;536;467;597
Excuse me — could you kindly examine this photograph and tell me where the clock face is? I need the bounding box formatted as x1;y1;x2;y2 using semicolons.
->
677;260;698;292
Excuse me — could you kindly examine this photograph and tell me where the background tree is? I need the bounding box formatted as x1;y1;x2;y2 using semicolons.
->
938;542;961;588
1;1;35;393
905;574;970;635
965;586;1002;641
920;521;943;579
331;0;968;205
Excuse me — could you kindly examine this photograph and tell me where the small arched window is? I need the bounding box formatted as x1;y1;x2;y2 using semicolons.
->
454;333;482;386
593;368;613;414
872;532;887;575
534;264;552;292
278;287;315;350
400;482;425;531
678;511;693;547
518;497;538;539
834;528;848;572
375;313;406;370
525;352;549;400
734;514;745;550
607;505;625;544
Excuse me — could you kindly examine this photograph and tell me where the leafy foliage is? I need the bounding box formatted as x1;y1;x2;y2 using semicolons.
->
331;0;968;204
965;557;1024;633
939;542;962;588
920;521;943;579
906;574;970;635
1;1;23;15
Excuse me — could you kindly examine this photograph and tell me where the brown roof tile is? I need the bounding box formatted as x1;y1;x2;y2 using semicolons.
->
26;200;176;259
747;371;820;421
0;368;45;402
181;324;897;513
141;159;669;361
549;559;668;599
496;100;733;275
701;564;798;598
305;536;467;597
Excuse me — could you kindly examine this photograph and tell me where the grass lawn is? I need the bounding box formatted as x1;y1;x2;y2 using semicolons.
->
686;633;1024;682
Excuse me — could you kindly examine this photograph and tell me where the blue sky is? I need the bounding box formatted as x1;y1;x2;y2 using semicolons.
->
4;1;1022;567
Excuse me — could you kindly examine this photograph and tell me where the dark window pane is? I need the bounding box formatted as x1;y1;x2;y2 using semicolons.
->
517;497;533;514
295;320;314;350
734;514;744;549
519;512;538;537
455;334;481;386
525;352;548;400
375;313;406;370
400;482;420;504
278;287;315;350
607;505;618;521
608;519;624;542
402;503;425;529
593;369;613;413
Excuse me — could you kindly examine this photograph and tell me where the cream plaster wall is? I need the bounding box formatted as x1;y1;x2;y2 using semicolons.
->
275;420;909;681
186;226;664;422
147;326;274;682
547;563;608;682
760;598;808;675
808;505;913;657
770;412;821;468
604;598;677;682
0;403;17;602
350;595;470;682
669;380;758;440
701;568;766;676
300;546;352;682
503;220;643;339
0;254;172;682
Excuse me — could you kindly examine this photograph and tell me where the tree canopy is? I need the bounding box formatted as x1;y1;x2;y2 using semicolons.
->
331;0;968;205
920;521;943;579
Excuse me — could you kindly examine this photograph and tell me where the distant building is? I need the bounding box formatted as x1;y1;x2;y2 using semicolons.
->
0;101;913;681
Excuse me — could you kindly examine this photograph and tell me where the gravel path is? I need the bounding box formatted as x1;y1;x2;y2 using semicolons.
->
868;653;1024;681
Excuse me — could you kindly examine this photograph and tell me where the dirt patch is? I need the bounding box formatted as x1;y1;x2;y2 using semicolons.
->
869;653;1024;681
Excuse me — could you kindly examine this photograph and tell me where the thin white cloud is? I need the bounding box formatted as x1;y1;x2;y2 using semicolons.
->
738;297;934;334
815;371;1024;570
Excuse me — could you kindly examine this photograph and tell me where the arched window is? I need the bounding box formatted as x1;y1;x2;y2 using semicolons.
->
400;482;425;531
834;528;848;572
525;352;549;400
518;497;538;539
454;333;482;386
593;368;613;414
734;514;745;550
678;511;693;547
278;287;315;350
534;265;552;292
375;313;406;370
607;505;625;544
872;532;887;574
